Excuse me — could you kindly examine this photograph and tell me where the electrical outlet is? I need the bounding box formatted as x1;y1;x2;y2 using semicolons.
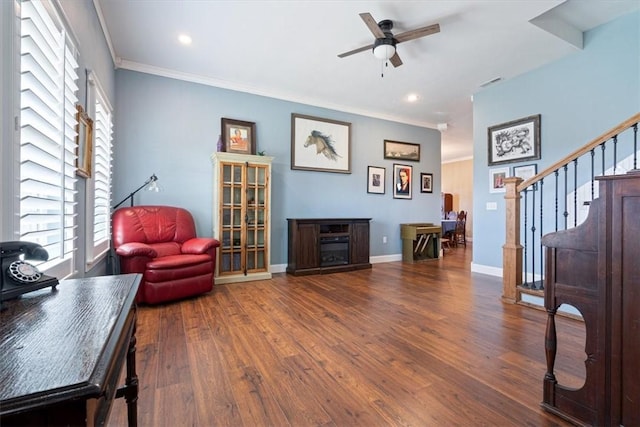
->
382;236;387;244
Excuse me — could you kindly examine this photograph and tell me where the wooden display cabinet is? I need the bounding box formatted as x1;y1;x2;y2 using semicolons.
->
211;152;273;283
287;218;371;276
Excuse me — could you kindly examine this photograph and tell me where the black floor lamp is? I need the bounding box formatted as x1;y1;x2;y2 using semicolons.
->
112;173;161;210
109;173;160;274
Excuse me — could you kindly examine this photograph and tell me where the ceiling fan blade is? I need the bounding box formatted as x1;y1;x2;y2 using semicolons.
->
338;43;374;58
359;12;385;39
389;52;403;67
394;23;440;43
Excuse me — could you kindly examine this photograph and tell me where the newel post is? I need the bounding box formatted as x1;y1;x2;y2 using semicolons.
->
502;177;523;303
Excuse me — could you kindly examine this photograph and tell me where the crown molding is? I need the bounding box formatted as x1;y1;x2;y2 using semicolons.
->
116;59;439;130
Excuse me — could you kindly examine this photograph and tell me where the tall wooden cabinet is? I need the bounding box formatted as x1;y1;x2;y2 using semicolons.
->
442;193;453;215
211;152;273;284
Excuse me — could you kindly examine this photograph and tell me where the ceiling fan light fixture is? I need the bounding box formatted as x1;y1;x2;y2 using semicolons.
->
373;39;396;60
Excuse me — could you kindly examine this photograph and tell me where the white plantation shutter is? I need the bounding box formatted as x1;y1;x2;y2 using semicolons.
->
19;0;78;278
87;83;113;263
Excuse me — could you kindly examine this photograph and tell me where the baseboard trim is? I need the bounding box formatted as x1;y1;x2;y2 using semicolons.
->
371;254;403;263
271;264;287;274
470;263;503;277
271;254;403;274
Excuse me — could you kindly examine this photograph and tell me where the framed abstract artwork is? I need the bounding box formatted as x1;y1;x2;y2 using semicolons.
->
488;114;541;166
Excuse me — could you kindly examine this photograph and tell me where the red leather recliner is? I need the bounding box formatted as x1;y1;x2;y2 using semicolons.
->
112;206;220;304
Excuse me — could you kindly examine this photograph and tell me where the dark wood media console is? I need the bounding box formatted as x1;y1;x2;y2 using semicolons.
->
287;218;371;275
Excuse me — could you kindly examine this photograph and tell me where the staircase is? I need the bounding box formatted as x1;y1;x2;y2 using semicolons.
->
502;113;640;306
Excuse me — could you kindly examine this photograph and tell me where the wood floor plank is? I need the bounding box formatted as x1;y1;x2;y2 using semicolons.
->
156;302;191;388
181;297;213;343
207;287;291;427
109;245;577;426
187;330;242;426
283;353;383;426
153;382;198;427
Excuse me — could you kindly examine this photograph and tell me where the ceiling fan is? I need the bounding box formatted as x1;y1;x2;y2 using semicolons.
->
338;13;440;68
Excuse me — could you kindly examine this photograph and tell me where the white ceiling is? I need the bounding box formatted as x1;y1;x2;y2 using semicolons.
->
94;0;639;163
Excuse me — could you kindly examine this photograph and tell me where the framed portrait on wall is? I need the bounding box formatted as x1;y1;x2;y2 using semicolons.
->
221;117;256;155
393;163;412;199
420;173;433;193
367;166;385;194
489;167;510;193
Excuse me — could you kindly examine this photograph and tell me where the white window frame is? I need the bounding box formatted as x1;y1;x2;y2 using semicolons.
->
85;71;113;267
13;0;79;279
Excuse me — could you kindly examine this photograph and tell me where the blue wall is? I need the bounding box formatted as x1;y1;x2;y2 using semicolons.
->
60;1;115;104
113;71;442;266
471;11;640;272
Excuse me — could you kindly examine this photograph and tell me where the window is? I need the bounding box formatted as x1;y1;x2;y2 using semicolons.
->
19;0;78;279
86;75;113;265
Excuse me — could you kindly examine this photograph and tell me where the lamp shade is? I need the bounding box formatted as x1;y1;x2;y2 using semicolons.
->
147;175;161;192
373;43;395;60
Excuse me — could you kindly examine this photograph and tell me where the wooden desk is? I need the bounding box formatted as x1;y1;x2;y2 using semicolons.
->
400;223;442;262
0;274;141;426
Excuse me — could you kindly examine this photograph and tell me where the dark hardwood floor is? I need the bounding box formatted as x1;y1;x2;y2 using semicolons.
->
109;245;582;426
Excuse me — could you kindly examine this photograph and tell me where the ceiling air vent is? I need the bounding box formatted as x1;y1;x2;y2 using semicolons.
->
480;77;503;88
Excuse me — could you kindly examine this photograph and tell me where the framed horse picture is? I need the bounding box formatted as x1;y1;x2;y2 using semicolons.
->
291;113;351;173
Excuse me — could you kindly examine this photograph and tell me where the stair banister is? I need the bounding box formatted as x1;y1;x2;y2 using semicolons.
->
516;113;640;193
502;112;640;303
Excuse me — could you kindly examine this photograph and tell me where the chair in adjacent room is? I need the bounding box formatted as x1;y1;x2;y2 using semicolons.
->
453;210;467;247
440;235;452;255
112;205;221;304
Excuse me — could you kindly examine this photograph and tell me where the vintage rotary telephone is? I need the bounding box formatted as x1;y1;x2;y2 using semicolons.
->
1;241;59;303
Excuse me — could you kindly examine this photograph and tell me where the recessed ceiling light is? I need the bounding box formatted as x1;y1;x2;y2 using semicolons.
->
407;94;419;102
178;34;192;45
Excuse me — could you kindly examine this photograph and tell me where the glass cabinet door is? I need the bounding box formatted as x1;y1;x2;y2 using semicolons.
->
218;159;269;277
220;163;244;275
245;163;268;274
